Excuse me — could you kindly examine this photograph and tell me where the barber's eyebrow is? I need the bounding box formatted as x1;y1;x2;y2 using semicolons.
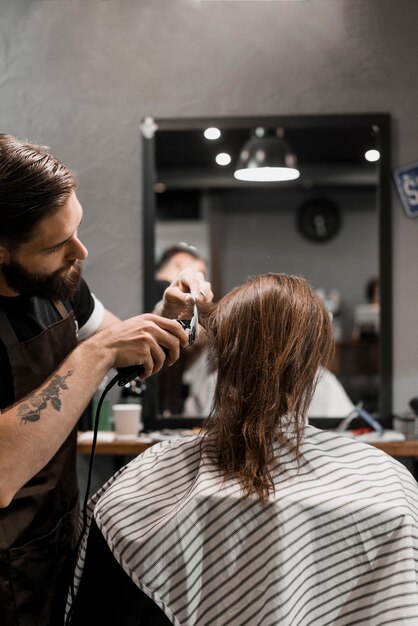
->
44;214;83;251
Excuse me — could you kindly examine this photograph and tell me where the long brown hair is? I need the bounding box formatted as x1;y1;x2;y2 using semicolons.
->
200;273;334;504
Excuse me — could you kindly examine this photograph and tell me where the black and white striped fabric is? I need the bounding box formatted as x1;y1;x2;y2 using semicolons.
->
71;426;418;625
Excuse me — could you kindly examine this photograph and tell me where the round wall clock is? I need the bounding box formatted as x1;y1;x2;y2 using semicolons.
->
297;198;341;243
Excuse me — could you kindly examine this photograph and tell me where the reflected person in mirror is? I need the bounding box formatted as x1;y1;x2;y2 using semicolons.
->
153;244;209;416
154;242;207;304
0;134;212;625
67;273;418;625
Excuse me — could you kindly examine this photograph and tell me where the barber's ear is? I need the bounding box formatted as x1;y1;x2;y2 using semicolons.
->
0;245;10;265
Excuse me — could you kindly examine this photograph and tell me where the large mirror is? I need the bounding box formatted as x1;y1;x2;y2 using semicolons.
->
141;115;391;430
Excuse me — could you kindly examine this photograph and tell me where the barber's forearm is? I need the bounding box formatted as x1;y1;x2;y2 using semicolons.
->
0;335;112;507
0;311;188;507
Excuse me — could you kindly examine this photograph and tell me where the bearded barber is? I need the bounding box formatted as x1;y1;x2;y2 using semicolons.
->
0;134;212;626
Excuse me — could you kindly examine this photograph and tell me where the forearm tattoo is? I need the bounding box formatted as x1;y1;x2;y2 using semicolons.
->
18;371;73;424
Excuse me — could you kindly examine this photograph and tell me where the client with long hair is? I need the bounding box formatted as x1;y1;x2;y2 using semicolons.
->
68;273;418;626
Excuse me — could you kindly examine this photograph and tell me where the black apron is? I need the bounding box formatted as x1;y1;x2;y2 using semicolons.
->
0;301;79;626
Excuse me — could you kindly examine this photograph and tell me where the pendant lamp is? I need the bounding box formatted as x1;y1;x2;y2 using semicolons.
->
234;127;300;182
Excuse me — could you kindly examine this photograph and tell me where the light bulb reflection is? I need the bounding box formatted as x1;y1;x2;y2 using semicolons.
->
215;152;231;166
365;149;380;162
204;127;221;140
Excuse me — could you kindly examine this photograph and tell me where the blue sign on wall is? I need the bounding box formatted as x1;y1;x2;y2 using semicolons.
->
393;161;418;218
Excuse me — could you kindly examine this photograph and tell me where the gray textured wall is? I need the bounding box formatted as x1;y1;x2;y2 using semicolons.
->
1;0;417;412
220;188;378;338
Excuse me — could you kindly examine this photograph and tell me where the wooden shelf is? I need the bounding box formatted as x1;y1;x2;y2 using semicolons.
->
367;440;418;457
77;437;418;458
77;438;151;456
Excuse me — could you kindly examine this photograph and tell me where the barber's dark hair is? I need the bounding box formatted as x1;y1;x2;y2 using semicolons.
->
200;273;334;504
156;243;203;272
0;134;77;247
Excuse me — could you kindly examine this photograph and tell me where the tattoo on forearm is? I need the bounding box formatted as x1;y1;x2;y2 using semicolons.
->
19;371;73;424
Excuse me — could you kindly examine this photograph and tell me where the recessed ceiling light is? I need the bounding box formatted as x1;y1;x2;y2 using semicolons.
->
365;149;380;162
204;127;221;140
215;152;231;166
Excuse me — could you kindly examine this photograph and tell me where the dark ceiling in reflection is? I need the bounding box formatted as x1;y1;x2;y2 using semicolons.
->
155;125;379;171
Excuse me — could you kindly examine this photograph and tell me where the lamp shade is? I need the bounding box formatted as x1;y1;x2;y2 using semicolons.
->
234;134;300;182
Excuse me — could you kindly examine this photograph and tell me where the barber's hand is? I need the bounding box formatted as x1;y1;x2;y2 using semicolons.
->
161;268;213;319
101;314;189;379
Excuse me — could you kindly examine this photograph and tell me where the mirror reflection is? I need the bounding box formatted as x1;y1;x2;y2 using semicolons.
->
143;115;390;427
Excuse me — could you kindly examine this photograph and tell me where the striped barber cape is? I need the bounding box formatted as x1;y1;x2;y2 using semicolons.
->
71;426;418;625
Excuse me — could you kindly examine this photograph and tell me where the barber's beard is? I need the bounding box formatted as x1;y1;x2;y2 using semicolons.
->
2;259;82;301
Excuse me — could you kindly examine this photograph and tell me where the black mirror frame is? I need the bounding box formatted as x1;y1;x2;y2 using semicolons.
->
142;113;392;431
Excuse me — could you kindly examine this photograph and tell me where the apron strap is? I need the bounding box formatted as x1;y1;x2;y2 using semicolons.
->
54;301;69;319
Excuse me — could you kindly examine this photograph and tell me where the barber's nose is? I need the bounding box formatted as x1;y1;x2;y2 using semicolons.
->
69;236;88;261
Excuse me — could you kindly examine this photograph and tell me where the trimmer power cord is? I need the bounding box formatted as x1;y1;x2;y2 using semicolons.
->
65;371;120;624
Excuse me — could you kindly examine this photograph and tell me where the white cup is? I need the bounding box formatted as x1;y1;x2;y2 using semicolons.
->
112;404;143;439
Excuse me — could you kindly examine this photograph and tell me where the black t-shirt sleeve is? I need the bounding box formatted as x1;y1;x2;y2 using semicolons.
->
68;278;95;329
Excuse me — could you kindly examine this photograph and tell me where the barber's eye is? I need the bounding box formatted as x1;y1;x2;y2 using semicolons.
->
47;245;62;254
